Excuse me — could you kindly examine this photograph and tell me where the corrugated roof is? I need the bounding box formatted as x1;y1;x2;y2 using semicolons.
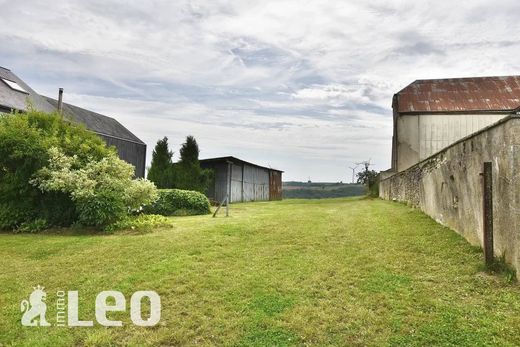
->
200;156;283;172
43;97;145;144
395;76;520;113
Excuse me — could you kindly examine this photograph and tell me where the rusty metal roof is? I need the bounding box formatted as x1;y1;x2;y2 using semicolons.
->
395;76;520;113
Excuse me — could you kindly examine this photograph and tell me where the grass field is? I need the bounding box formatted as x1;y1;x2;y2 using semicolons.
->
1;197;520;346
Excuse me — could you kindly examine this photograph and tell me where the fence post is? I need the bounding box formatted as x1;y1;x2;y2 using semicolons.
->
482;161;494;266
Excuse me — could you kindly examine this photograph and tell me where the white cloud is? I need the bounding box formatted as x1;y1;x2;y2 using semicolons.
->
1;0;520;180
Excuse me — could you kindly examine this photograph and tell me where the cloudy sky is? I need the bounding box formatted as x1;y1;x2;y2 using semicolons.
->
2;0;520;181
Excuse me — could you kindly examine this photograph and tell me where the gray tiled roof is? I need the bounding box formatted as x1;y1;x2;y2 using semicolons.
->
43;97;145;144
0;66;144;144
0;67;55;113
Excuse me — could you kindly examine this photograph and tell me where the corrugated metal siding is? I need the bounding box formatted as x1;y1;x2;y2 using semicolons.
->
98;134;146;178
241;165;269;202
396;113;507;171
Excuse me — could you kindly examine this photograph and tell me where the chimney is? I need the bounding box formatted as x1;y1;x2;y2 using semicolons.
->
58;88;64;115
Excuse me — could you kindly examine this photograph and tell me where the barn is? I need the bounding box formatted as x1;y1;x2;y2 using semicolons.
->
0;66;146;177
200;156;283;203
391;76;520;172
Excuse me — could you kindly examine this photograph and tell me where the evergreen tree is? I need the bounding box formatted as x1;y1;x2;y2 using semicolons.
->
174;136;212;192
147;137;174;188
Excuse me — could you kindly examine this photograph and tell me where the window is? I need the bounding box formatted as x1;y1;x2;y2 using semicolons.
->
1;78;28;94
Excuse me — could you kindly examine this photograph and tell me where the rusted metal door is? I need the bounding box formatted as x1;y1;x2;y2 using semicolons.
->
269;171;282;200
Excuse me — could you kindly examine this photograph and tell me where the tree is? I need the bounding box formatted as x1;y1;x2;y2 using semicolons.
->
147;137;175;188
356;169;378;186
356;169;379;197
179;135;199;164
173;136;212;193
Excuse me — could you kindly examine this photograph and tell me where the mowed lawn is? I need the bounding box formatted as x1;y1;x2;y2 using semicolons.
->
1;198;520;346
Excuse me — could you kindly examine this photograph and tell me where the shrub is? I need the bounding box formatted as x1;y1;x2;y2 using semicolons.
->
31;147;159;227
104;214;173;233
0;110;112;229
16;219;48;233
143;189;211;216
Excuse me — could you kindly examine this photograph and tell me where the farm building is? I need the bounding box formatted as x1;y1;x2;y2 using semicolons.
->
200;156;283;203
0;66;146;177
391;76;520;172
381;74;520;276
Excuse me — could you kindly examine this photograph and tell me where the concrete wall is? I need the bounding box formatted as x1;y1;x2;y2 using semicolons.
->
397;113;507;171
381;115;520;274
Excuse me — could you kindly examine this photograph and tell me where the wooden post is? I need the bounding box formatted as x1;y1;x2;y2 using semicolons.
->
226;162;231;217
482;162;494;266
241;164;245;202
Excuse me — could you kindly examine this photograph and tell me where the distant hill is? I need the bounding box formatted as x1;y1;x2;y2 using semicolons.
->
283;181;365;199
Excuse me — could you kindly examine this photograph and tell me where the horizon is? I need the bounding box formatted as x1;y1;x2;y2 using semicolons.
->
2;1;520;181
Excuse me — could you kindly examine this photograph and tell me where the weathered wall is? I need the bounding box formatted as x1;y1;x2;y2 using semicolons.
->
397;113;507;171
204;161;272;202
382;115;520;274
99;134;146;178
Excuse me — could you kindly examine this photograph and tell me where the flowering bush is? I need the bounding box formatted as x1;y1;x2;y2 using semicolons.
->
31;147;158;227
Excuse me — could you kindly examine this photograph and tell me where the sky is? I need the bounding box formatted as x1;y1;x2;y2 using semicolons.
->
1;0;520;181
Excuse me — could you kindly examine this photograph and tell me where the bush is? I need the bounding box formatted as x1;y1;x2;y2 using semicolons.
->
31;147;159;228
16;219;48;233
0;110;112;230
143;189;211;216
104;214;173;233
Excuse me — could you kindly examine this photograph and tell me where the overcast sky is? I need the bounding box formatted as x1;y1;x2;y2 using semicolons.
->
2;1;520;181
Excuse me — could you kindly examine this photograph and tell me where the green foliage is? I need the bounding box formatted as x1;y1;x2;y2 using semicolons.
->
143;189;211;216
356;170;379;197
173;136;212;193
31;147;159;227
104;214;173;232
0;110;112;230
179;135;199;164
147;137;175;188
16;218;48;233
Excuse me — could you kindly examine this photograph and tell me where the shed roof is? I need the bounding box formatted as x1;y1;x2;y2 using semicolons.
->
200;156;283;172
395;76;520;114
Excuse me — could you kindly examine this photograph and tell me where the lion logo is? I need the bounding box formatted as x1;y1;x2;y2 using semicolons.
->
21;285;51;326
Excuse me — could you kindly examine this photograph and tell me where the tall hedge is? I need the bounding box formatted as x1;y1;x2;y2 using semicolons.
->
143;189;211;216
0;110;112;229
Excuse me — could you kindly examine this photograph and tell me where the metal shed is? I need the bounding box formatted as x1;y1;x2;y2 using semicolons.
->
200;156;283;203
0;66;146;177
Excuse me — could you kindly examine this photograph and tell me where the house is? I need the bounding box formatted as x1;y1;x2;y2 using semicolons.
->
391;76;520;172
0;66;146;177
200;156;283;203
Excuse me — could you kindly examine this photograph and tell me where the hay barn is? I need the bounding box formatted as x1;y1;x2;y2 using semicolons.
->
200;156;283;203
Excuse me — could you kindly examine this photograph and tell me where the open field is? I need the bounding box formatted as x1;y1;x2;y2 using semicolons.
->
283;182;365;199
1;198;520;346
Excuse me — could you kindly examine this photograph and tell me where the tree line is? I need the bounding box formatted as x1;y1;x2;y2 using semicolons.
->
147;136;212;193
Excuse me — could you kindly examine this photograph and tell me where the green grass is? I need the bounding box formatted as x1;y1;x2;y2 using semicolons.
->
1;197;520;346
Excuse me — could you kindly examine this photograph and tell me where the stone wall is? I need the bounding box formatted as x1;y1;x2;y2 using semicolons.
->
380;115;520;274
